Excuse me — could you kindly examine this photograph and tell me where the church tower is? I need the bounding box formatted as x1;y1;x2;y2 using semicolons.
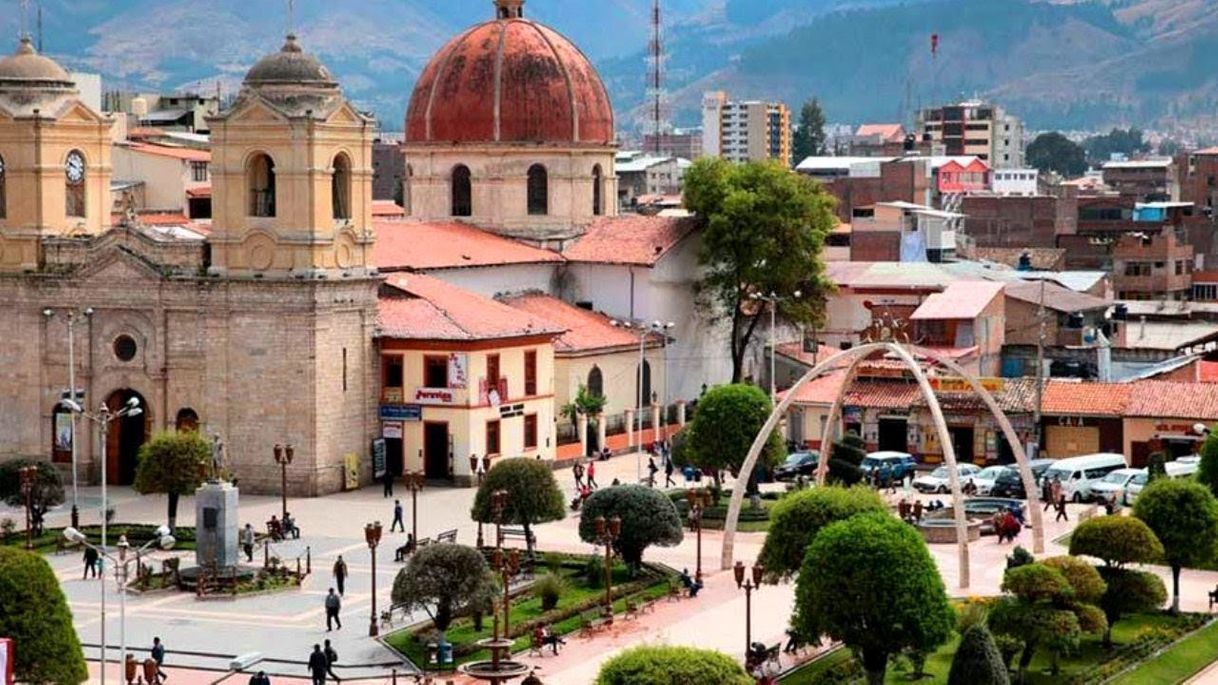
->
208;34;376;277
0;36;112;271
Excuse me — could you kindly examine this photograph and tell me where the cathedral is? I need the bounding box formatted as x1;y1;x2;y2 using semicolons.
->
0;0;653;495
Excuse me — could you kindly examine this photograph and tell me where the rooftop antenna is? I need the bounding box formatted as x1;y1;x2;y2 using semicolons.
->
646;0;670;155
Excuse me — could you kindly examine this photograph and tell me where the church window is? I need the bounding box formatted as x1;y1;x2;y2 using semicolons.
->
113;335;137;362
451;165;472;217
175;408;199;432
527;164;548;215
587;365;604;398
247;153;276;217
592;164;603;216
65;150;86;218
332;153;352;220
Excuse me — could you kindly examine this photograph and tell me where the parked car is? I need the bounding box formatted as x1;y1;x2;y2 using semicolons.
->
1124;460;1199;506
859;451;918;481
971;466;1013;496
1087;468;1143;504
1042;453;1128;503
989;459;1055;499
773;451;819;481
913;463;982;494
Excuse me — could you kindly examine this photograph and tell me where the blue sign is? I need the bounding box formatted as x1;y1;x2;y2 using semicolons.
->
380;404;422;421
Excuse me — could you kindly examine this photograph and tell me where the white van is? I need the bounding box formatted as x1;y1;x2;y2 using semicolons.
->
1124;460;1199;506
1042;453;1128;503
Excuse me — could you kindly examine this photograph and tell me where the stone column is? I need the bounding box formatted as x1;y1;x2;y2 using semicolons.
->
596;414;607;453
677;401;687;426
577;411;589;456
625;409;636;448
652;403;663;444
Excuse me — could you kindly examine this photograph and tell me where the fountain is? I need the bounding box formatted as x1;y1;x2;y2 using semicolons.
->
461;495;531;684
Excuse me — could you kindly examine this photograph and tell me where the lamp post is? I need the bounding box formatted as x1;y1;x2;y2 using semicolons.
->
489;546;521;639
733;560;764;668
612;320;675;480
749;291;802;403
404;471;425;544
685;488;710;583
18;465;35;550
365;521;383;637
273;444;294;519
42;306;93;529
61;396;142;685
491;489;509;549
593;515;621;611
64;525;173;685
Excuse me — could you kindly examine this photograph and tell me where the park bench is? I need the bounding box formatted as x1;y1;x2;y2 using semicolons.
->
747;644;782;674
380;602;410;630
1209;586;1218;611
498;526;535;547
435;529;458;544
578;610;612;637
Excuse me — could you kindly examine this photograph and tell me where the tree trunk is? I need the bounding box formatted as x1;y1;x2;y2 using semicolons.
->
167;492;179;531
1172;564;1182;615
1017;644;1036;684
861;648;888;685
523;522;534;559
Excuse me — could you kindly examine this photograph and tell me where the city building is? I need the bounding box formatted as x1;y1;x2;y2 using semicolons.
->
614;151;684;210
917;100;1025;168
848;124;908;157
641;129;701;160
372;136;406;205
104;90;221;134
1102;158;1178;202
701;91;791;165
110;141;211;218
991;169;1040;196
850;201;959;263
1178;148;1218;215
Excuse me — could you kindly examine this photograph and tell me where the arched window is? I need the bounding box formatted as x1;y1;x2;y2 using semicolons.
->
247;153;276;217
65;150;86;218
592;164;603;216
451;165;472;217
527;164;548;216
175;408;200;433
587;365;604;398
636;360;652;406
332;153;351;220
0;154;7;219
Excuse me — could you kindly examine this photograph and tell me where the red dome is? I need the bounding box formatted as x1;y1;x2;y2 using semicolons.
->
405;17;614;146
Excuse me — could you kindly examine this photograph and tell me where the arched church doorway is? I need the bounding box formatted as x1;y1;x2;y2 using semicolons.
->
105;389;149;486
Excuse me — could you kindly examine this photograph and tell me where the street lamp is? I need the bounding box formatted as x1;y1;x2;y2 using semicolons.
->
750;291;802;403
365;521;383;637
43;306;93;529
685;488;710;583
734;560;764;669
272;444;294;519
18;465;36;550
65;525;173;685
404;471;425;544
611;320;675;481
61;396;142;685
593;515;621;612
489;546;522;639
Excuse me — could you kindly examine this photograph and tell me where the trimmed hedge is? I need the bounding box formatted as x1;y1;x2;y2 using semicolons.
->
0;547;88;684
596;645;752;685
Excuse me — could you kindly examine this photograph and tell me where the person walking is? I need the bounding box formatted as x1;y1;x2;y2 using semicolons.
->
248;671;271;685
150;637;168;683
1055;494;1069;522
308;645;328;685
241;523;256;563
586;460;598;488
382;470;394;498
332;556;348;597
572;461;584;489
323;639;341;682
83;545;99;579
324;587;342;631
391;499;405;533
647;457;659;487
664;458;676;487
1042;478;1054;512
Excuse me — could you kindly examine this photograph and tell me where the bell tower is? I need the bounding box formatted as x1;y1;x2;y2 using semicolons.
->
207;35;376;278
495;0;525;19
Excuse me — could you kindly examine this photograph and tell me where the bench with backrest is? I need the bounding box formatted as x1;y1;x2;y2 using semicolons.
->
435;529;457;544
498;527;535;547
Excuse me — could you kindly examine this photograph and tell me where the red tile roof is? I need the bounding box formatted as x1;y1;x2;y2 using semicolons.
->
781;369;849;405
498;292;663;354
563;215;698;266
1126;380;1218;419
1201;361;1218;383
1041;380;1130;417
111;211;191;226
842;379;923;409
374;220;564;271
186;185;211;199
855;123;904;142
124;142;211;163
911;281;1004;320
775;341;841;368
372;200;405;218
378;273;563;342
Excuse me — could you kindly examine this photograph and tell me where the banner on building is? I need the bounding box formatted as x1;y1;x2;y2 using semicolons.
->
448;353;468;389
372;438;387;478
382;422;403;440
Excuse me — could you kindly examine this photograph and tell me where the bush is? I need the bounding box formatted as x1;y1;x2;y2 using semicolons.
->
0;548;88;683
471;458;565;555
758;485;886;580
533;572;567;612
1069;515;1164;569
1006;545;1034;569
948;624;1009;685
579;485;683;571
583;555;605;588
595;645;752;685
1134;477;1218;613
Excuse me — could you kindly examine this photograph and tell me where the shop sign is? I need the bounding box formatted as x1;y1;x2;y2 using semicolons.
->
415;388;457;405
929;377;1004;393
380;404;422;421
382;387;404;403
1154;422;1197;434
372;438;387;478
382;422;404;439
843;407;863;423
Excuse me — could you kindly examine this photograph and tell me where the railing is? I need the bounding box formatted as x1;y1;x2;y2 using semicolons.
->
556;422;579;445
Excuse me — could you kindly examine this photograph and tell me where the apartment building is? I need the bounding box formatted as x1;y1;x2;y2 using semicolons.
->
701;91;791;165
917;100;1025;168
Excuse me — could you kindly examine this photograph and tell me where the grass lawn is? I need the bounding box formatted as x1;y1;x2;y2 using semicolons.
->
782;613;1198;684
384;561;673;669
1110;618;1218;685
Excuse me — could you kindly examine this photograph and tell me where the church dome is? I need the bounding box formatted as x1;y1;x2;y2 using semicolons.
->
0;36;73;87
245;34;336;87
405;0;614;146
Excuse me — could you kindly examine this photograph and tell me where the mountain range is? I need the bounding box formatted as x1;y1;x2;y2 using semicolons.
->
8;0;1218;134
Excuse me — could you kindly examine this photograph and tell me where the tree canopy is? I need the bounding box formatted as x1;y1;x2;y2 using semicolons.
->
792;99;828;163
1083;127;1150;164
391;544;497;637
595;645;752;685
1026;132;1087;178
133;430;210;530
0;459;64;536
758;485;886;579
1068;515;1163;569
1135;478;1218;613
578;485;683;571
794;512;954;684
682;383;785;489
0;548;88;684
470;458;565;554
1197;430;1218;498
684;157;835;382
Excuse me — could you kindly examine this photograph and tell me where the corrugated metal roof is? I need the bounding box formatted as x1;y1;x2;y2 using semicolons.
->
911;281;1004;320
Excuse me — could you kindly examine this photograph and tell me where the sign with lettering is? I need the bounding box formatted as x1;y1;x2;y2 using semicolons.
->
929;377;1005;393
415;388;457;405
380;404;422;421
448;353;468;389
1154;423;1196;434
382;422;404;439
372;438;387;478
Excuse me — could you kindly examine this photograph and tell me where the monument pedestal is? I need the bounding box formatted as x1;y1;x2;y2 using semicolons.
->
195;481;240;570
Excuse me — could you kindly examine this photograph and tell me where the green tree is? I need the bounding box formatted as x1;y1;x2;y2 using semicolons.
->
684;157;835;382
1135;478;1218;613
828;430;867;485
560;383;607;426
578;485;682;572
791;98;828;163
1026;132;1087;177
470;458;565;556
0;459;64;537
948;624;1010;685
683;384;785;490
391;544;498;641
794;512;954;685
1068;515;1166;644
758;485;886;579
989;560;1107;680
1197;429;1218;497
1083;128;1150;164
595;645;752;685
0;548;88;684
133;430;210;530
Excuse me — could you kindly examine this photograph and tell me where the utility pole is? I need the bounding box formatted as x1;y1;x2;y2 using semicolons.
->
647;0;668;155
1030;277;1047;459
